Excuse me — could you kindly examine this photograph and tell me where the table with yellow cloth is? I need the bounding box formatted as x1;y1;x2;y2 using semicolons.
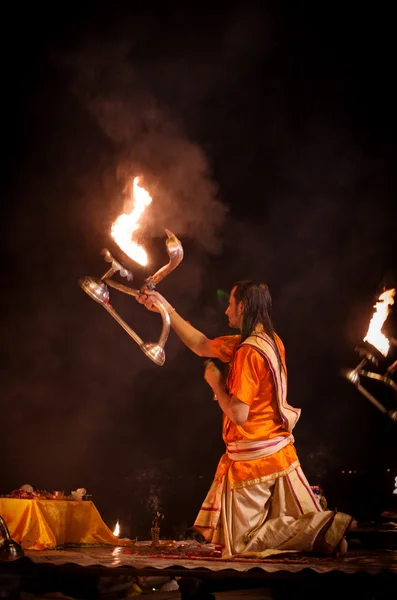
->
0;498;132;550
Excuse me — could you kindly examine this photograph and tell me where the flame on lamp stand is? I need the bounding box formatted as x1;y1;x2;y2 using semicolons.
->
364;288;395;356
113;521;120;537
342;288;397;423
111;176;152;267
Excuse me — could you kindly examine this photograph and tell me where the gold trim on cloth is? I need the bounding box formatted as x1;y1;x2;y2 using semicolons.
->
323;511;353;552
230;460;300;489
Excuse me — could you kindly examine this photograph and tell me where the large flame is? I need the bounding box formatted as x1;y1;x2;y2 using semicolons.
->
111;177;152;266
364;288;396;356
113;521;120;537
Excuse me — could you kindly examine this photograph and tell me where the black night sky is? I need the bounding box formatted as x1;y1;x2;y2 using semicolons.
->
1;2;397;538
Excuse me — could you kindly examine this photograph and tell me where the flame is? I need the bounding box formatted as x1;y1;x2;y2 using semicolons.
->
364;288;396;356
113;521;120;537
111;177;152;266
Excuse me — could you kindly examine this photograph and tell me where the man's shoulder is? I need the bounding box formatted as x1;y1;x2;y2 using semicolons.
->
212;334;241;362
214;333;241;343
241;332;285;359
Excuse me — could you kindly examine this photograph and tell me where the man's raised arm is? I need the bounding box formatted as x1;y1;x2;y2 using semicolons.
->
136;289;216;357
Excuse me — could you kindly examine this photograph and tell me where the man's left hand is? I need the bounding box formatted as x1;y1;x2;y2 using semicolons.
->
204;360;223;390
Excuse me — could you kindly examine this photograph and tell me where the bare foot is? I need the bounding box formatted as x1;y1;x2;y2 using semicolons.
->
334;536;348;558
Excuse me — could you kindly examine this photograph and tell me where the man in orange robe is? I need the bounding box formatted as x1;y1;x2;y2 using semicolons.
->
138;280;352;557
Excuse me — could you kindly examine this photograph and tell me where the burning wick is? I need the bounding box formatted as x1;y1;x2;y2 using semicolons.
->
111;176;153;266
113;521;120;537
364;288;396;356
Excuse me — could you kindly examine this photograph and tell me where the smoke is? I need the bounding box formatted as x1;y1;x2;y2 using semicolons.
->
129;463;169;522
147;489;161;515
61;38;227;253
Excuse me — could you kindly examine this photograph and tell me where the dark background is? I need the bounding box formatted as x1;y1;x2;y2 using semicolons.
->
1;1;396;538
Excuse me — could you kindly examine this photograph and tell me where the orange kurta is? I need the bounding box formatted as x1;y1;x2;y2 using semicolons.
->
211;328;299;488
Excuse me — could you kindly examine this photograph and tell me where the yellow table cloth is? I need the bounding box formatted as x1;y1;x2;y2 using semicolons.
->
0;498;132;550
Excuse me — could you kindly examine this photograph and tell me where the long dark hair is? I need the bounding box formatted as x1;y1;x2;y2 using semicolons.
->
232;280;285;374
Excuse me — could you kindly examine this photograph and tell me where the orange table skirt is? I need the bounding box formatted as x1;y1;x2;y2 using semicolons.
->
0;498;133;550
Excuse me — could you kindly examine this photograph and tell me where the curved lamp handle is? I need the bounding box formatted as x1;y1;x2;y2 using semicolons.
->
145;229;184;289
79;230;183;366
